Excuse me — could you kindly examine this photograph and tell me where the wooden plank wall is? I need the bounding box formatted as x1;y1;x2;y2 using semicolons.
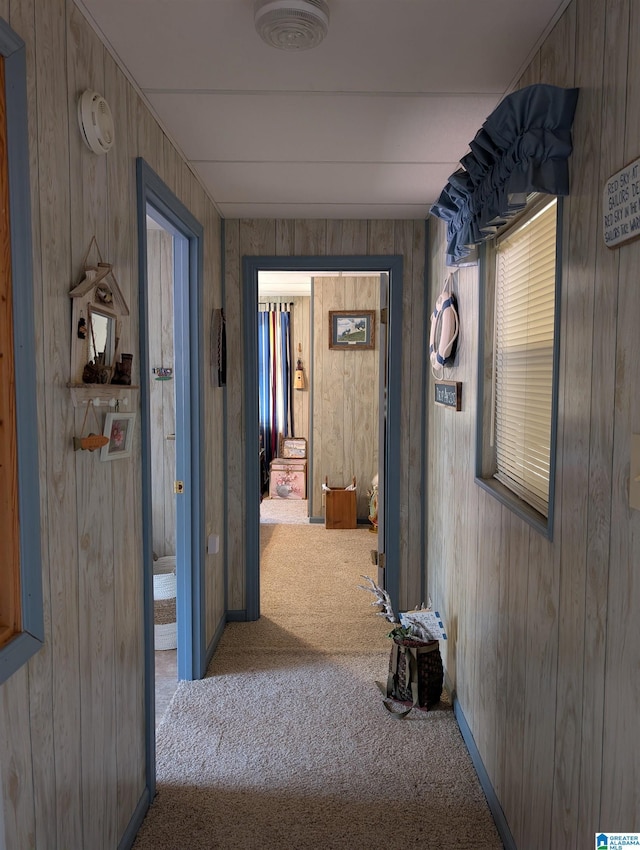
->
224;219;426;612
427;0;640;847
0;2;224;848
311;276;379;519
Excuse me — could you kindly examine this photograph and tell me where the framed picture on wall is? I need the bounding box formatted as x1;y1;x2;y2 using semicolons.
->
328;310;375;350
100;412;136;461
280;436;307;459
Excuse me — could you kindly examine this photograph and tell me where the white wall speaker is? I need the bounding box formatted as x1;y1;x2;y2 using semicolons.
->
77;90;114;155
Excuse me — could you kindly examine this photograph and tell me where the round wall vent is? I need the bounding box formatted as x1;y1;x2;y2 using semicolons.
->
77;90;114;155
254;0;330;50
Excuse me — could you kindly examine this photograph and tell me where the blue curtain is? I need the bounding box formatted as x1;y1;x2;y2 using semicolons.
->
430;84;579;266
258;307;292;469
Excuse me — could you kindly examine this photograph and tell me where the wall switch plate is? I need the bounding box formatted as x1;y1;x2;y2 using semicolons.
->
631;434;640;511
207;534;219;555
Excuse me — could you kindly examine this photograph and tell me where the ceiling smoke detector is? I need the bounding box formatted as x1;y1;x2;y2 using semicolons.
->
254;0;330;51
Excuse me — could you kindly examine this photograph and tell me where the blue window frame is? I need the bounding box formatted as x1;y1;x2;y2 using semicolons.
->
0;18;44;684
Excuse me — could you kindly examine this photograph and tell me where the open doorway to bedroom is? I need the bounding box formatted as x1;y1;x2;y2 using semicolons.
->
243;255;403;621
257;270;382;531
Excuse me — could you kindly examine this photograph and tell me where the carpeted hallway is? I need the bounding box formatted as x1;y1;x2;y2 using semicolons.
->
133;520;503;849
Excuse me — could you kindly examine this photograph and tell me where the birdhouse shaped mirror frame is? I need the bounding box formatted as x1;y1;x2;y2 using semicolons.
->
69;237;131;405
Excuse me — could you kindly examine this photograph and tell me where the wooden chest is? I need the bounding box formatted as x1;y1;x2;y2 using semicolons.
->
269;459;307;499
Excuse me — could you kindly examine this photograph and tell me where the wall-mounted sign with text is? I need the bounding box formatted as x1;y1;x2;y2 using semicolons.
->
434;380;462;411
603;156;640;248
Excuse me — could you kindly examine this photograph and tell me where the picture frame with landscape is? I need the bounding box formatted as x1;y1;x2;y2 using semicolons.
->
328;310;375;350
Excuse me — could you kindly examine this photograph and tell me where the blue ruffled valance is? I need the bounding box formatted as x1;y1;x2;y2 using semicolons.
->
430;84;579;266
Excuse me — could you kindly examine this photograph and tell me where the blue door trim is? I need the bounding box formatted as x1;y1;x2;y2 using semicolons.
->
136;158;205;799
242;255;403;620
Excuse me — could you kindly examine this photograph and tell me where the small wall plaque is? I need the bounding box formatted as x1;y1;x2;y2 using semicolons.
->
603;156;640;248
434;380;462;410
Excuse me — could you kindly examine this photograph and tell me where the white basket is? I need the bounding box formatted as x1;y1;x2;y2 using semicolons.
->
153;556;176;600
154;621;177;651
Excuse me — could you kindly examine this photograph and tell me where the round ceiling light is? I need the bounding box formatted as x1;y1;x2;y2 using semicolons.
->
254;0;330;51
77;90;114;155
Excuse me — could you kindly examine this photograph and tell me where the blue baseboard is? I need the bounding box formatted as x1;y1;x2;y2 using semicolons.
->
118;786;151;850
309;517;372;527
226;609;247;622
204;615;227;670
451;690;516;850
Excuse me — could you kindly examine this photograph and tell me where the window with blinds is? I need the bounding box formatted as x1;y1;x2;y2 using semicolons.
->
491;198;558;516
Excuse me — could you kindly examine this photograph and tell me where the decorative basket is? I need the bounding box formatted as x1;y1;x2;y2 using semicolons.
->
387;638;443;710
153;555;176;650
154;621;177;651
153;556;176;600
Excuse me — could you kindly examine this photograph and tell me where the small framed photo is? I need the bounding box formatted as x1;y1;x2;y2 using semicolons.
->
328;310;375;350
100;412;136;461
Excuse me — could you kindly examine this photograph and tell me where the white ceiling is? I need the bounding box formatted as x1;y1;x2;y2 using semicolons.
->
76;0;571;220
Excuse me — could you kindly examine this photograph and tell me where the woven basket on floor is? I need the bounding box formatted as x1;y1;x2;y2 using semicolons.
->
154;597;177;650
153;556;176;649
154;622;177;651
153;556;176;600
387;637;443;710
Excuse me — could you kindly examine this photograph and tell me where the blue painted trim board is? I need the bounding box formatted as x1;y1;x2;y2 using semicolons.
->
226;610;248;622
421;220;430;605
204;614;227;670
116;787;151;850
308;277;315;515
242;256;261;621
452;693;517;850
0;19;44;685
221;220;230;617
242;255;403;617
135;159;156;801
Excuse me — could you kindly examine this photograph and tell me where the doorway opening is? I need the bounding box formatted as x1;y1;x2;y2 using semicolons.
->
243;256;403;621
145;213;179;725
137;159;205;797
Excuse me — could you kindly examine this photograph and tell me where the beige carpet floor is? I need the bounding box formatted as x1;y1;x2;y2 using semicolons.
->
260;497;309;524
133;524;503;850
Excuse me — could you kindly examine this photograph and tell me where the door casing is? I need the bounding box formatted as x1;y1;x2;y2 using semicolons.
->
242;255;403;621
136;158;205;799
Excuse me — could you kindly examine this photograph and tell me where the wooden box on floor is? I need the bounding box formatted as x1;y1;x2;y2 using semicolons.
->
324;477;357;529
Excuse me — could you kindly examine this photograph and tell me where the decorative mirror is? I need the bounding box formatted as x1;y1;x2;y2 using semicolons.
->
69;237;131;401
87;306;117;380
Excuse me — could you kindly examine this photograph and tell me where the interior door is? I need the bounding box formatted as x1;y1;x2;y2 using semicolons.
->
377;273;389;587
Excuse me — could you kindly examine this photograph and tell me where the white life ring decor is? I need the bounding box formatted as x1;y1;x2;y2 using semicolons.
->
429;274;459;378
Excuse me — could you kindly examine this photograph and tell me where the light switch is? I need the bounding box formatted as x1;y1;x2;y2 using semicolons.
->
207;534;219;555
631;434;640;511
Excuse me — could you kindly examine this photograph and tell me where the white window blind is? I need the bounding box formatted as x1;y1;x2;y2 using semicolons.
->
492;198;558;516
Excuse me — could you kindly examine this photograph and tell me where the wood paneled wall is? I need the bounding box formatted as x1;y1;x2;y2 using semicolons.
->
224;219;426;613
311;276;379;519
427;1;640;847
0;3;224;848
